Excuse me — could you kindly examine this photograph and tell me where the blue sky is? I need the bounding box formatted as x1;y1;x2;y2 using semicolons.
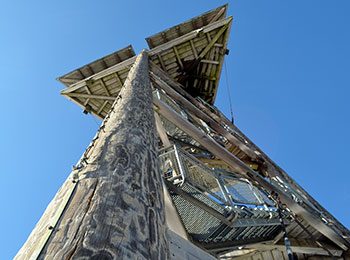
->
1;0;349;258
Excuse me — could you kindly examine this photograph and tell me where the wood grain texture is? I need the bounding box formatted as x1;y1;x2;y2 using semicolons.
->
16;51;168;260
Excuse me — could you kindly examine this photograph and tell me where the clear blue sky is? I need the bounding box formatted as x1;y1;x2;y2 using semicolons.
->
1;0;349;258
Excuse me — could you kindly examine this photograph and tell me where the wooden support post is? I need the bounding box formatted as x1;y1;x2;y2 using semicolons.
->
16;51;168;259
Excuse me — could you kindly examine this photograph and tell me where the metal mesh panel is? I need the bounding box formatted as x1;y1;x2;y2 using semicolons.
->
159;146;285;248
180;183;225;214
180;151;227;205
171;193;223;240
224;179;262;205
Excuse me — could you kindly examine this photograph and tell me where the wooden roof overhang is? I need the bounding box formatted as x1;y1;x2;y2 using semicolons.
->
146;4;231;105
58;5;231;118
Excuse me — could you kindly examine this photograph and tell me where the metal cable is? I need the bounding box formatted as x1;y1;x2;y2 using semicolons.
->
224;60;234;123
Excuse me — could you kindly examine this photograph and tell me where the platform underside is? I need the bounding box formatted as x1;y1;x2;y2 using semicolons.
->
58;5;230;119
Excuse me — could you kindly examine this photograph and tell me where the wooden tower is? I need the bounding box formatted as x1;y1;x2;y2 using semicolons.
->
16;5;350;260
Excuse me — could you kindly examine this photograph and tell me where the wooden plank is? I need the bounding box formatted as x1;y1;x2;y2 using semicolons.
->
97;100;109;115
64;92;116;101
154;112;171;148
201;59;219;65
98;78;111;96
190;39;198;58
157;54;168;73
113;72;123;86
245;243;342;257
209;6;226;23
83;86;92;106
173;46;184;69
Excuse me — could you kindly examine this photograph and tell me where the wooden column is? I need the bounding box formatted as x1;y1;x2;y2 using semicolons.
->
16;51;168;259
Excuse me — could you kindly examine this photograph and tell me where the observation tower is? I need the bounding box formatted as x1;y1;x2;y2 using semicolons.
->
16;5;350;260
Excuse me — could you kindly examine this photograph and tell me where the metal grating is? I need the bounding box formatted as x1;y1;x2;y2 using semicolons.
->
160;146;286;250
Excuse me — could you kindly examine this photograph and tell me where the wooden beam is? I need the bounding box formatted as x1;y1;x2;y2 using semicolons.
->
163;186;189;240
214;43;224;48
86;64;94;75
101;59;108;69
154;112;171;148
84;86;92;94
97;100;109;115
82;86;92;106
114;72;123;86
206;32;212;42
200;59;219;65
83;98;90;106
245;242;342;257
190;40;198;59
173;46;184;69
98;78;111;96
157;54;168;73
63;92;116;101
209;6;226;24
198;19;232;60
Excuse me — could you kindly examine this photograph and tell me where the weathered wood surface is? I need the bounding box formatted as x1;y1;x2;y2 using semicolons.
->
16;51;168;259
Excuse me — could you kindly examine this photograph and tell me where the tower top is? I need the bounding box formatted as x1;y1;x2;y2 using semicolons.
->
58;4;231;118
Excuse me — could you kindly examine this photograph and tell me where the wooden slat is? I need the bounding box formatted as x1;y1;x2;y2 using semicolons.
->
173;46;184;69
63;92;116;101
157;54;168;73
97;100;109;115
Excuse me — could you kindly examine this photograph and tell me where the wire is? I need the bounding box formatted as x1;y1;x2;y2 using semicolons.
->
224;60;234;123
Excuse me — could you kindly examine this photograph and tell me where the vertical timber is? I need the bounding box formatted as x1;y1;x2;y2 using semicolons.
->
16;51;168;259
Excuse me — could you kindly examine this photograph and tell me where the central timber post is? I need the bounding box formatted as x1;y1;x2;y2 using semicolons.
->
16;51;168;259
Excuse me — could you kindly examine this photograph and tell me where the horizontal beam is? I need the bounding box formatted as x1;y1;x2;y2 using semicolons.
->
62;92;116;101
202;238;273;252
232;218;282;228
200;59;220;65
245;242;342;257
